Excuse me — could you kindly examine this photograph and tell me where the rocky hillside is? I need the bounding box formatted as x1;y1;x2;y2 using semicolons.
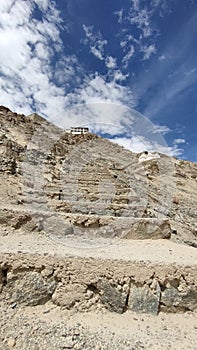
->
0;105;196;247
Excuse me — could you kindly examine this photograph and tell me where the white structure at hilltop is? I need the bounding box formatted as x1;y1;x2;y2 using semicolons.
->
65;127;89;134
138;151;160;163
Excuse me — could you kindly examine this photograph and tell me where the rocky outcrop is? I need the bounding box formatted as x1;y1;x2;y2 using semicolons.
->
0;106;196;247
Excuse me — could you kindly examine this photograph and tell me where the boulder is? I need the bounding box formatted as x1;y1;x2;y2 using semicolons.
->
124;220;171;240
44;216;74;237
98;279;127;314
128;282;161;315
161;284;197;312
6;271;57;306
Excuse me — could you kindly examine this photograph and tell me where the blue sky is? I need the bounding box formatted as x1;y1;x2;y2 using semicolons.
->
0;0;196;161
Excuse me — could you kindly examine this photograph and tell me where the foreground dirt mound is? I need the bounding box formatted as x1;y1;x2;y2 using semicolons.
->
0;237;197;349
0;302;196;350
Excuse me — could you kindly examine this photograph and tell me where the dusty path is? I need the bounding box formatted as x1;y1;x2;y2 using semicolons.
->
1;230;197;266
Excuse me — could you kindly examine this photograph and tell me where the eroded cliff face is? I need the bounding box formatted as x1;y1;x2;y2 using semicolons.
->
0;105;196;247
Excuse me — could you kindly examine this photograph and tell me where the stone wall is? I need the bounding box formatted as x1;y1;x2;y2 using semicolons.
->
0;253;196;315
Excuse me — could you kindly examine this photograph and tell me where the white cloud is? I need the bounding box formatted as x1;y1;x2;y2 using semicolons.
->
90;46;104;60
115;1;161;65
128;7;152;38
82;25;107;61
173;138;186;145
121;34;139;49
152;124;171;135
112;136;185;157
113;70;129;82
184;68;196;76
114;9;124;24
0;0;69;116
0;0;13;12
54;55;84;86
68;74;135;107
151;0;170;17
34;0;50;12
132;0;140;11
105;56;117;69
83;24;94;38
81;24;131;90
51;100;136;135
159;55;166;61
122;46;135;67
142;44;156;60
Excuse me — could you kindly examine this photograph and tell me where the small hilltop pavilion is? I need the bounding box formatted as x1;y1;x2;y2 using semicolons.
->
65;127;89;134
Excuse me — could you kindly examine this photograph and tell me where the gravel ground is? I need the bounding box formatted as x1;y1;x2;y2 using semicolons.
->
0;300;197;350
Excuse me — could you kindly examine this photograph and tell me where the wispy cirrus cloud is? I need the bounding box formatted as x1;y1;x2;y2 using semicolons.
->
114;0;159;66
82;24;119;74
122;46;135;68
82;25;108;60
114;9;124;24
142;44;156;60
127;9;197;160
137;10;197;120
128;3;153;38
105;56;117;69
